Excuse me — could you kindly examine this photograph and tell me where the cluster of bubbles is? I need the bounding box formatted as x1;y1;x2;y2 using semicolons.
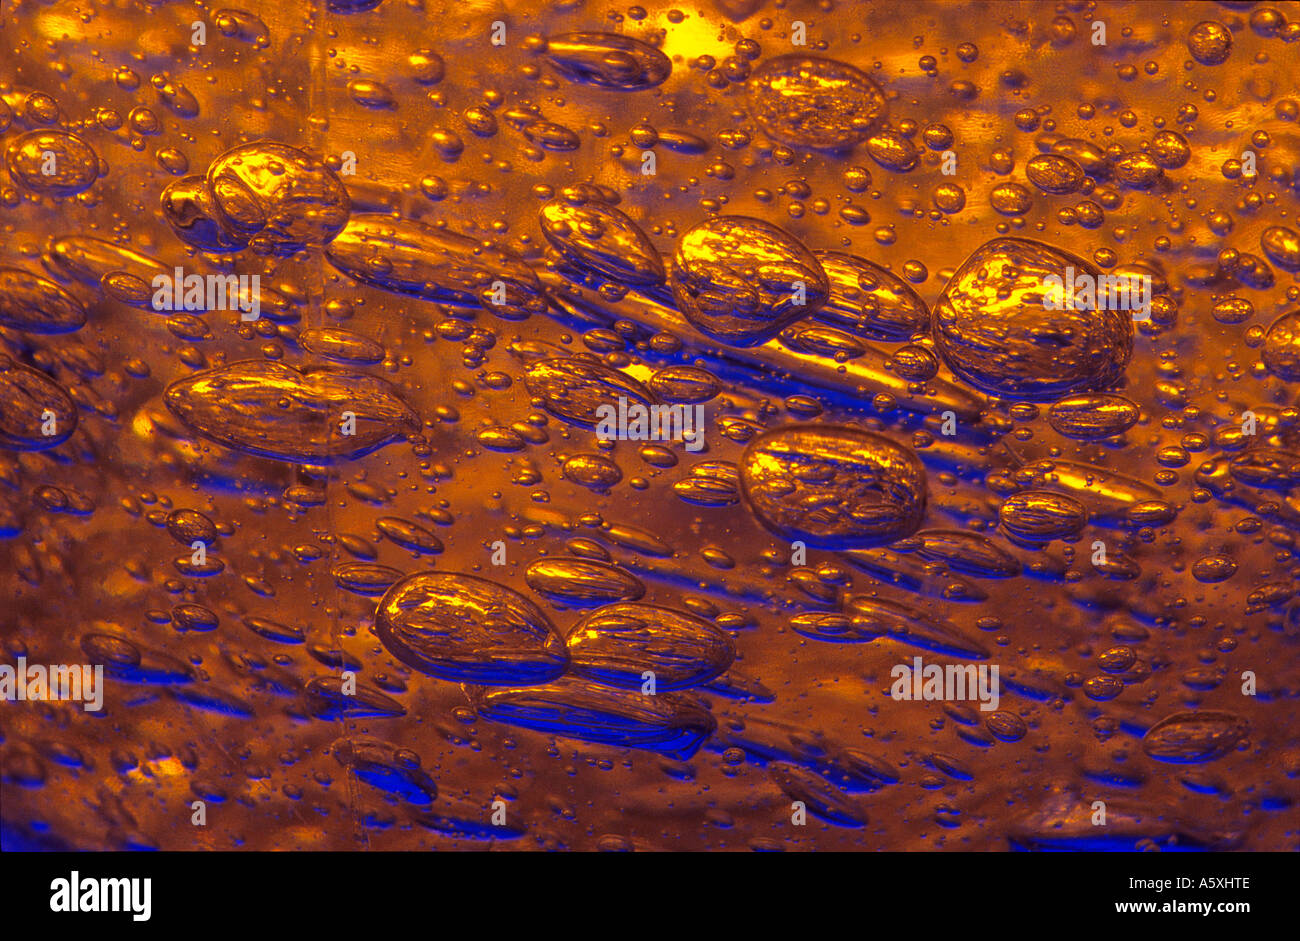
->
2;1;1296;851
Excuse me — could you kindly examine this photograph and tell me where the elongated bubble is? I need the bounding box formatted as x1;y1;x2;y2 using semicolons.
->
543;33;671;90
671;216;829;347
326;213;546;320
0;355;77;450
470;678;716;759
375;572;568;686
565;601;736;690
0;268;86;333
540;195;664;287
932;237;1134;401
163;360;418;464
746;55;887;150
740;424;928;549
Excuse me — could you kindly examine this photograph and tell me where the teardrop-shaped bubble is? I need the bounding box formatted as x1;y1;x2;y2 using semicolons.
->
332;562;404;596
711;714;898;792
522;119;580;152
80;632;194;684
0;355;77;450
814;251;930;341
206;140;351;256
171;603;219;633
865;130;919;172
469;678;715;759
674;461;741;507
768;762;868;827
562;452;624;489
299;327;385;365
985;711;1027;742
746;55;887;150
376;516;444;555
780;593;852;629
410;809;527;841
375;572;568;685
165;508;217;545
840;547;988;602
1111;152;1163;190
243;616;305;644
910;530;1022;578
781;324;867;360
1050;138;1112;178
213;8;271;47
670;216;829;347
739;424;927;549
1046;393;1140;439
332;738;437;804
152;77;200;118
524;558;645;607
932;237;1134;401
326;213;547;320
80;632;142;667
999;491;1089;542
523;356;654;428
1142;711;1249;763
0;267;86;333
1025;154;1085;195
346;78;396;111
1261;225;1300;273
1018;459;1160;526
647;365;721;403
43;235;169;290
161;175;248;252
543;32;671;90
303;676;406;719
4;130;100;196
163;359;418;463
602;522;674;558
565;601;736;690
1227;447;1300;490
704;669;774;704
167;682;255;720
793;595;989;659
540;196;664;286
